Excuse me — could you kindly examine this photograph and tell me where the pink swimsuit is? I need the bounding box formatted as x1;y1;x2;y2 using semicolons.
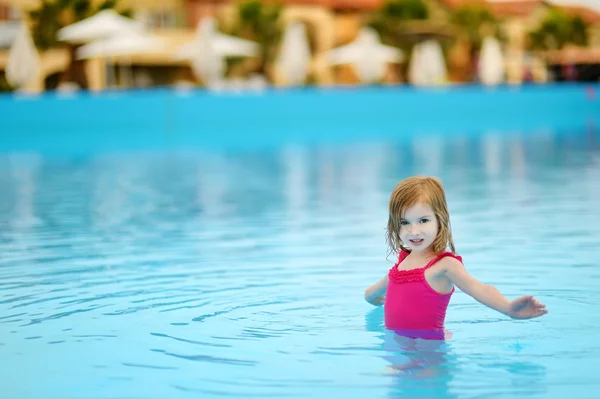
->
384;250;463;334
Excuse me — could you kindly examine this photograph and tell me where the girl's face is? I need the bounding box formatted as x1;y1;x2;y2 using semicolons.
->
399;202;439;255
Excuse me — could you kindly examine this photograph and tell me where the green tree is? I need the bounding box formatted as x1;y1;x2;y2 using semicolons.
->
229;0;282;75
368;0;429;49
529;9;589;50
448;5;502;81
380;0;428;20
29;0;130;50
28;0;131;89
450;5;499;51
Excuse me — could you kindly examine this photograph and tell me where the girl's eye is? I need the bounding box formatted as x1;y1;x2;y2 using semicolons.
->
400;220;409;226
420;219;429;224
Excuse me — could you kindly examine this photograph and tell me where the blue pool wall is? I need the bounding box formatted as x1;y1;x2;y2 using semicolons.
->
1;84;598;153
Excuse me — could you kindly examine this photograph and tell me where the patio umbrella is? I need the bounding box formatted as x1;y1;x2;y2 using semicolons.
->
275;21;311;86
76;32;163;59
408;40;447;86
76;32;164;87
58;10;146;89
5;23;41;89
174;17;259;85
326;27;403;83
57;9;143;43
478;36;505;86
174;17;259;59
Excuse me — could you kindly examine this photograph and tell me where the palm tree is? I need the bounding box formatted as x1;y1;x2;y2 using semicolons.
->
228;0;282;76
28;0;131;88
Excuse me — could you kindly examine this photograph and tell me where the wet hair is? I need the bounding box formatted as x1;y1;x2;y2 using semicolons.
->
386;176;456;256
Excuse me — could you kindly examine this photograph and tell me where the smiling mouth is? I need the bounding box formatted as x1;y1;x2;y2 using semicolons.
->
409;239;424;244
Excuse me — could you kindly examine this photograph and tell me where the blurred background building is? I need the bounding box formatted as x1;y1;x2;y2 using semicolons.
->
1;0;599;93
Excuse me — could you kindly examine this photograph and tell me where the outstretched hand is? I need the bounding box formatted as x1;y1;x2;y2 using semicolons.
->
508;295;548;319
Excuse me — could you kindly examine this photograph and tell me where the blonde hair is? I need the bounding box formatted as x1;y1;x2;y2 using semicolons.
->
386;176;456;256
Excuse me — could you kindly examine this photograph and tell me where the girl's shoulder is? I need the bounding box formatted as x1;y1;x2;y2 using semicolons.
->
438;252;462;263
431;252;464;271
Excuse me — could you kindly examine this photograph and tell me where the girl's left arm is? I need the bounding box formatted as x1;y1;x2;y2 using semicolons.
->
441;257;548;319
364;274;389;306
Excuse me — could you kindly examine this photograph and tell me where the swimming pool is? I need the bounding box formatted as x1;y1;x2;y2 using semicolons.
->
1;86;599;398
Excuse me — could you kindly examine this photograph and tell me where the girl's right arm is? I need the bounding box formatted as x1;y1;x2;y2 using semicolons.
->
442;257;548;319
364;274;389;306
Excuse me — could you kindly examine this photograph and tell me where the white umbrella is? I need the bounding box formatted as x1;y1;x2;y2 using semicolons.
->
57;9;145;89
408;40;447;86
275;21;311;86
407;43;423;85
478;36;504;86
211;35;259;57
174;17;259;85
6;23;41;89
76;32;163;59
326;27;403;83
175;36;259;60
174;17;259;60
421;40;447;84
191;18;224;85
189;35;225;86
57;9;143;43
76;32;163;88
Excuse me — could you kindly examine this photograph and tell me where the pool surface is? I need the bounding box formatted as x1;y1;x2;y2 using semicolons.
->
1;86;600;398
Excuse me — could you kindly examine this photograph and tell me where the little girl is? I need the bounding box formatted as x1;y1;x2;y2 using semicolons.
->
365;176;547;339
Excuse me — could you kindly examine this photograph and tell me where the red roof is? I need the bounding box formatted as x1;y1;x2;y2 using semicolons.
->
556;5;600;25
439;0;488;9
487;0;545;18
269;0;383;10
330;0;382;9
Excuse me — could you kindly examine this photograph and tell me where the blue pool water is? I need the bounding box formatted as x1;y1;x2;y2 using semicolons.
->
1;87;600;398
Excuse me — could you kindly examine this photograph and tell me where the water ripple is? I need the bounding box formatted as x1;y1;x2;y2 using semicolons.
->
161;351;258;366
1;130;599;398
150;332;231;348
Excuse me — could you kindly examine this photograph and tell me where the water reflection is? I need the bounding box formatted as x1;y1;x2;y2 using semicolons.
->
482;132;502;177
365;305;549;398
365;307;458;398
4;153;43;231
2;128;599;237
